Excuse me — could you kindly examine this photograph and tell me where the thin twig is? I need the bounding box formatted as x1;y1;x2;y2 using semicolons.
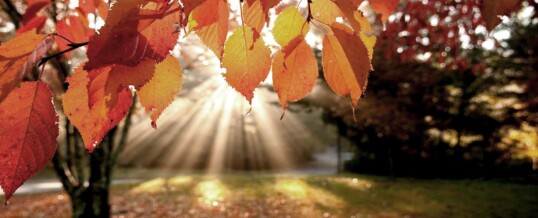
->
38;42;89;66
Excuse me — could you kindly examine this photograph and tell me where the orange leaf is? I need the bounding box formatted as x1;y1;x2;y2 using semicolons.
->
64;62;155;151
222;26;271;103
0;31;54;102
138;55;183;128
481;0;522;31
181;0;205;25
368;0;399;25
272;37;318;109
243;0;281;32
0;81;58;201
78;0;109;19
322;23;370;108
85;0;180;70
272;6;309;46
188;0;229;59
243;0;266;33
333;0;364;34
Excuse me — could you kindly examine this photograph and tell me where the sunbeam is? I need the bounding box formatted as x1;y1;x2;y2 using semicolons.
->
118;36;328;173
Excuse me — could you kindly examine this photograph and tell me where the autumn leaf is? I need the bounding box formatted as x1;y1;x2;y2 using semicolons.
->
368;0;399;25
243;0;266;33
181;0;205;25
322;23;370;108
138;55;183;128
55;14;94;58
310;0;343;25
78;0;109;19
0;31;54;103
22;0;50;23
272;37;318;109
481;0;522;31
272;6;309;47
85;0;180;70
0;81;58;201
188;0;230;59
16;16;48;35
333;0;364;34
243;0;281;33
64;62;155;151
222;26;271;103
354;12;376;61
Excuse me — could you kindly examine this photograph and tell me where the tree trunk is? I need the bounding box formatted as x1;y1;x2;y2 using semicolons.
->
63;137;112;218
53;98;134;218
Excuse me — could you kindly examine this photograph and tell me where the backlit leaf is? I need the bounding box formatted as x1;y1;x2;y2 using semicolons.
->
0;81;58;201
272;6;309;46
188;0;229;59
85;0;180;70
243;0;281;32
243;0;266;33
272;37;318;109
310;0;343;25
333;0;364;34
22;0;50;23
368;0;399;25
16;16;47;35
0;31;54;103
138;55;183;128
322;23;370;108
64;62;155;151
222;26;271;103
55;14;94;58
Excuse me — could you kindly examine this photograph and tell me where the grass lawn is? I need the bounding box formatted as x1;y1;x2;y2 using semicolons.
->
2;174;538;217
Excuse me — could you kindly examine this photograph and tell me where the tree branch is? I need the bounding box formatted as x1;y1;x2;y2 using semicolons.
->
1;0;21;28
38;42;89;66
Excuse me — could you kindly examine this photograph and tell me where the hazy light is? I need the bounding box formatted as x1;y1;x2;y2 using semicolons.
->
195;179;229;207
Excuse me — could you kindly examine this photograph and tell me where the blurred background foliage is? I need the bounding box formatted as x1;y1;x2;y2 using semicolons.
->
310;1;538;178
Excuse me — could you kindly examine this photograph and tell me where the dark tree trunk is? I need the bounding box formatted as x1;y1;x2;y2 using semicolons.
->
52;100;134;218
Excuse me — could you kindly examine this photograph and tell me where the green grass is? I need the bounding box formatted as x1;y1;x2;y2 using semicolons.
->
3;174;538;217
117;174;538;217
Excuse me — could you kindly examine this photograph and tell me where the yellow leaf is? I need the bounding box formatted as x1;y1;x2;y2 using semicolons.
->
272;6;309;46
222;26;271;103
138;55;183;128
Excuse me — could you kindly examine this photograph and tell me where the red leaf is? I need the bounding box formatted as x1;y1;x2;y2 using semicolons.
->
0;31;54;103
85;1;180;70
22;0;50;23
64;62;154;151
481;0;522;31
55;14;94;58
0;81;58;201
16;16;47;35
